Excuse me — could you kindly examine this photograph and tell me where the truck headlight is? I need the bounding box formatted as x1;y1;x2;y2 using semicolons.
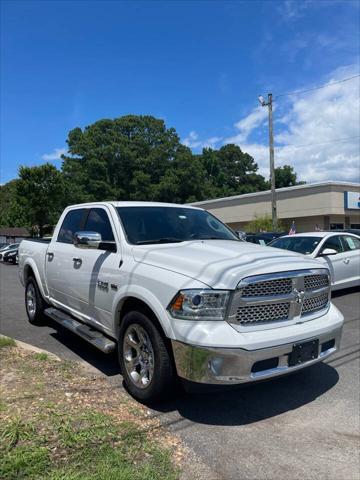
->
168;289;230;320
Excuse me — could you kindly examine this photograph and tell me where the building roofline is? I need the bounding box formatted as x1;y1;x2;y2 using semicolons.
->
190;181;360;206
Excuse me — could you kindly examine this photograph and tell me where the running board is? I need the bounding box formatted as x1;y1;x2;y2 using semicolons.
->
44;308;116;353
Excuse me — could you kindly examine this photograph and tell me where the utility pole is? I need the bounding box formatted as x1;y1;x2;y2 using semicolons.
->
258;93;278;230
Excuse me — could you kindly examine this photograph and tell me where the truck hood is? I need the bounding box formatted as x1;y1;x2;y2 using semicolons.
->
132;240;327;289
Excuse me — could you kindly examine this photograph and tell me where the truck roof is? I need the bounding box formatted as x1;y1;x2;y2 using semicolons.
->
67;201;203;210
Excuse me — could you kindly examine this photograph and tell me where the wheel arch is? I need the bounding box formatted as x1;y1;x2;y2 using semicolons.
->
23;260;47;300
115;295;172;339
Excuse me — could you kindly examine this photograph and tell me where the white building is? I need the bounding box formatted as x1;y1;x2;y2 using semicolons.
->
191;181;360;232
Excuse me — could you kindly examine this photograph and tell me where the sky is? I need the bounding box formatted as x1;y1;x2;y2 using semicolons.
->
1;0;359;185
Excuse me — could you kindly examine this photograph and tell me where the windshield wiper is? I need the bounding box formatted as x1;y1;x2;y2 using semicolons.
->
135;237;184;245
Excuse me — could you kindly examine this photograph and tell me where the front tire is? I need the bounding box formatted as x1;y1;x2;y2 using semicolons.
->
118;311;174;403
25;277;47;325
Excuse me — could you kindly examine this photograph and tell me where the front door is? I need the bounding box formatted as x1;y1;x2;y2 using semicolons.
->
317;235;350;286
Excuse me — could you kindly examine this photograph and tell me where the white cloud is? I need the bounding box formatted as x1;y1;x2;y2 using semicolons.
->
277;0;315;22
223;64;360;183
183;131;202;149
183;131;222;150
226;107;268;144
41;148;66;161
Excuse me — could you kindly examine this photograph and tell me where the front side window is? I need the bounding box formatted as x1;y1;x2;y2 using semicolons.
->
321;236;344;253
269;236;322;255
57;209;85;244
84;208;115;242
116;207;238;245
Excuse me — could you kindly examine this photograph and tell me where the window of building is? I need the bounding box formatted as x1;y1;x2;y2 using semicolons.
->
330;223;344;230
57;209;86;244
350;224;360;229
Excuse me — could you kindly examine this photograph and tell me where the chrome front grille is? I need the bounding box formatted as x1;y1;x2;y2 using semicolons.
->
228;269;330;327
236;303;290;324
302;292;329;314
241;278;292;297
304;274;329;291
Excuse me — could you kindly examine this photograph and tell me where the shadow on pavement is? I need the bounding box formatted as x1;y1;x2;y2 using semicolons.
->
151;362;339;428
46;320;121;377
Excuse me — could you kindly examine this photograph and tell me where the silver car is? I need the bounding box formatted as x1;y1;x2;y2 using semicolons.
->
269;232;360;291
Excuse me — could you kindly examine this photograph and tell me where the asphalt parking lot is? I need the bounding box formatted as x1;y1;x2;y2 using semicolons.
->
0;262;359;480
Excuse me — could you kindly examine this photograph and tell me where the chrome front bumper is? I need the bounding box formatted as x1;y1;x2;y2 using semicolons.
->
171;325;342;385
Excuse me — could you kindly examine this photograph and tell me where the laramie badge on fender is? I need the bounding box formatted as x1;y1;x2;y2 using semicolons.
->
97;280;109;290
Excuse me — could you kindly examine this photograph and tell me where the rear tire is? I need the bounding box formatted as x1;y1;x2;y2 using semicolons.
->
118;311;174;403
25;277;47;325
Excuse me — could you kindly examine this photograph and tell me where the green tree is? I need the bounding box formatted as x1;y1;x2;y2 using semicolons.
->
274;165;305;189
199;145;267;197
245;214;285;233
16;164;65;236
155;145;210;203
0;180;28;227
62;115;182;203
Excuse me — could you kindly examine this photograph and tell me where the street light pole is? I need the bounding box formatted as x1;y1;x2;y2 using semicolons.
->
258;93;277;230
267;93;277;230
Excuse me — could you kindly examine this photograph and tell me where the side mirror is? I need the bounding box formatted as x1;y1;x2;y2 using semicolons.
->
74;231;102;249
319;248;338;257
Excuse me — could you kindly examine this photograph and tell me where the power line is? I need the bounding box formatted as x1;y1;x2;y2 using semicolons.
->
275;74;360;99
276;135;360;150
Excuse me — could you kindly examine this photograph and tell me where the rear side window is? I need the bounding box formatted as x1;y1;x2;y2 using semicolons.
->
57;209;85;244
342;235;360;251
321;236;344;253
84;208;115;242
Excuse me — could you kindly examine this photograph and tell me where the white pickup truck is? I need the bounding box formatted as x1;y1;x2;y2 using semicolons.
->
19;202;344;402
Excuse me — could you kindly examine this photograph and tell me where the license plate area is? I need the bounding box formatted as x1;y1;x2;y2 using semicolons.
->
288;339;319;367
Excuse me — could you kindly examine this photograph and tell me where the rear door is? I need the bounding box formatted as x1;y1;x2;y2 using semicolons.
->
46;207;88;311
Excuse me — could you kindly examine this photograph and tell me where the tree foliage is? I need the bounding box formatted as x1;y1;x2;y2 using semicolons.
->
274;165;304;189
16;164;65;236
245;214;285;233
1;115;303;232
0;180;28;228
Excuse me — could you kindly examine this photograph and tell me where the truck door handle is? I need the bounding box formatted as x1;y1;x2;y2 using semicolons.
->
73;257;82;266
343;258;350;264
47;252;54;260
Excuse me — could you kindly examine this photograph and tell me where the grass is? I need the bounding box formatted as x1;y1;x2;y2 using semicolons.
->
0;412;177;480
0;347;180;480
33;352;48;361
0;337;16;349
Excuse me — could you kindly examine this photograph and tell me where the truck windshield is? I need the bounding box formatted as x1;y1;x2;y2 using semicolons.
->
269;236;322;255
116;206;238;245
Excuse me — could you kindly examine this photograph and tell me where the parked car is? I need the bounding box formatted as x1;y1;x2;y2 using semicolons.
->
234;230;246;241
268;232;360;291
245;231;286;245
19;202;343;402
3;246;19;264
0;243;20;261
329;229;360;237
